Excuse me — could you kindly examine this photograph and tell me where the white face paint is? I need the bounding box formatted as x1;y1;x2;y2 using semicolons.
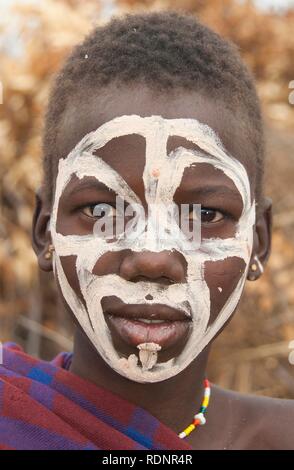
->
49;115;255;383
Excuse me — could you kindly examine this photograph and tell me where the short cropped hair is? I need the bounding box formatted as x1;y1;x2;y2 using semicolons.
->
42;11;264;206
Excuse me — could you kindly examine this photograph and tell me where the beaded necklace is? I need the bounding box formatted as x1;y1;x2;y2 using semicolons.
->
178;379;211;439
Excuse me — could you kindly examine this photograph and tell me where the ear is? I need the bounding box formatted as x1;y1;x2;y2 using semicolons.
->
247;197;272;281
31;187;53;272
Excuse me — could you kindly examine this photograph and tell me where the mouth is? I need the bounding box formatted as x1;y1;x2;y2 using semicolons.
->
103;302;192;351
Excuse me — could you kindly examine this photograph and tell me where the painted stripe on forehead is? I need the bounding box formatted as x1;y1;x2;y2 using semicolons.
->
54;114;251;213
70;115;228;159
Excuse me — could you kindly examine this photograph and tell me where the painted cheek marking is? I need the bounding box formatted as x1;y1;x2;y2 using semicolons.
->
50;115;255;383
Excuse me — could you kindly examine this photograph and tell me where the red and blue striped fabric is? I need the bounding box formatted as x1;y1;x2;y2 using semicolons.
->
0;342;192;450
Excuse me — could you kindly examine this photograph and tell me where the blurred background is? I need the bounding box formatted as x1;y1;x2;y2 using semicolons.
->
0;0;294;398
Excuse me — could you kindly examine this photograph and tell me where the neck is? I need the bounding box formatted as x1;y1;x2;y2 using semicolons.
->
69;327;210;434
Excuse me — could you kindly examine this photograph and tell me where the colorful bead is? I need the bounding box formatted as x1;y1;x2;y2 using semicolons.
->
178;379;211;439
193;418;201;426
202;396;209;408
194;412;206;425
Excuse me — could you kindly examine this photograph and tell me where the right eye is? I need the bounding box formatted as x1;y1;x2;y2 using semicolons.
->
199;208;225;224
82;203;117;219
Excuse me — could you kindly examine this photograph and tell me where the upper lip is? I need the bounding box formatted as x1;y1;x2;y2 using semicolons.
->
103;303;191;322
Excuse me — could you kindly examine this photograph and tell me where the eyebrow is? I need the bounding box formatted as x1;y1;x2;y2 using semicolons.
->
64;179;242;202
179;185;242;200
63;179;113;198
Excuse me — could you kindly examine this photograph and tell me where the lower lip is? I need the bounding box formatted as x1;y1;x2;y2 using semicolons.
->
106;315;191;350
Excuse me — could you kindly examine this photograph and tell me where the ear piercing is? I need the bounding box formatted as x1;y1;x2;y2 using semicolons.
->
44;244;55;260
248;255;263;280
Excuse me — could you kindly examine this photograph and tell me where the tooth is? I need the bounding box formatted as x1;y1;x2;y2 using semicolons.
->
137;342;162;371
137;318;166;324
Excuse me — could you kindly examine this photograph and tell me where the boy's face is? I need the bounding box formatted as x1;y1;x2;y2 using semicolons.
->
37;85;270;383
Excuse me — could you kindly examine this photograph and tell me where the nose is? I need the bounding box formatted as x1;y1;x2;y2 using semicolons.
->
119;250;187;284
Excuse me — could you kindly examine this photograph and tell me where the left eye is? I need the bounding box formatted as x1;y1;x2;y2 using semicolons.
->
82;203;116;219
189;208;224;224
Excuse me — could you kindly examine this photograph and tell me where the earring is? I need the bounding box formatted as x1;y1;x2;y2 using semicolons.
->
44;244;55;260
251;262;258;272
248;255;263;281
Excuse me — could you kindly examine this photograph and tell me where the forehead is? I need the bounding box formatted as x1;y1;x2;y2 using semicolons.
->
56;84;255;192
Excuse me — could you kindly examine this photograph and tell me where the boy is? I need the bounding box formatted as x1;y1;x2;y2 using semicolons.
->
1;11;293;450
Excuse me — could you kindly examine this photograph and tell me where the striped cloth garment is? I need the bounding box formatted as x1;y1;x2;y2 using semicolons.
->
0;342;192;450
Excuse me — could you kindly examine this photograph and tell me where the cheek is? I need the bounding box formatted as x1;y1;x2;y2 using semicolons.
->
58;251;123;304
204;257;247;326
59;255;86;309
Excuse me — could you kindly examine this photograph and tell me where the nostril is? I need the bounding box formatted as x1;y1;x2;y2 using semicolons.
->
145;294;153;300
159;276;174;285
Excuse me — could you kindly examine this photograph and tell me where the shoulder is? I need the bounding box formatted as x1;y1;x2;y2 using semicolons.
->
214;385;294;449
